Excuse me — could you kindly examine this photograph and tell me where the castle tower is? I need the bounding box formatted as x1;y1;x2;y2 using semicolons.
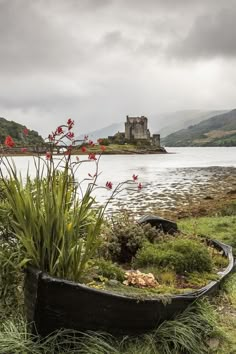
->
125;116;149;140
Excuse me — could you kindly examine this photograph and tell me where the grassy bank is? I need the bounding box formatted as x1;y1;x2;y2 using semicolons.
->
0;202;236;353
3;143;167;157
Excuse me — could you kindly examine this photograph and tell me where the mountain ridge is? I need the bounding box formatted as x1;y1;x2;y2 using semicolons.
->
162;109;236;146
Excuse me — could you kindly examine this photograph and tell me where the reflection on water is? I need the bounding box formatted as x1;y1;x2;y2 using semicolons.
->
1;147;236;215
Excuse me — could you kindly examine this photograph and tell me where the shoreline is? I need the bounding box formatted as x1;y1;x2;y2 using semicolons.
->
1;149;167;157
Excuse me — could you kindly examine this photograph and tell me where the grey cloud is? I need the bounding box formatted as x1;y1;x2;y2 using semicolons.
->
0;0;235;136
55;0;112;12
101;30;136;54
168;7;236;59
0;0;85;75
103;31;124;47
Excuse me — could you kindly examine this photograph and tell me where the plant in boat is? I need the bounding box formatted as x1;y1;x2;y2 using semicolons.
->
0;120;142;282
101;212;163;263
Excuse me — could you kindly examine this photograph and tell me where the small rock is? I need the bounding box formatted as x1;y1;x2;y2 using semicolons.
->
207;338;220;350
203;196;213;200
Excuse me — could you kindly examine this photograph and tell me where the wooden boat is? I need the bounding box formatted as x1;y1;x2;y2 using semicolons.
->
24;238;235;337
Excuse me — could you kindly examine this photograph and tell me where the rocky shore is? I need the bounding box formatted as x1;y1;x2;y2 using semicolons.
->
107;166;236;219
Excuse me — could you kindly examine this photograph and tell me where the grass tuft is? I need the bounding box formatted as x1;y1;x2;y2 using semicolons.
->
0;300;220;354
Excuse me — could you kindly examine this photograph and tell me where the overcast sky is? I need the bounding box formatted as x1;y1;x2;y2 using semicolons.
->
0;0;235;138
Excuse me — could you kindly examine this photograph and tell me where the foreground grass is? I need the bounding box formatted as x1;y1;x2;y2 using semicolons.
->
0;301;221;354
216;274;236;353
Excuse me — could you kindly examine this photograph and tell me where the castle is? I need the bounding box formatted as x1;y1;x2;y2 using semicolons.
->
108;115;161;148
124;115;160;147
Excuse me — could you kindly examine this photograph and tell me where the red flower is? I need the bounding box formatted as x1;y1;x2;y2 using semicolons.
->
106;181;113;189
4;136;15;147
97;138;103;144
88;140;94;147
100;145;106;152
23;128;29;135
46;151;52;160
84;135;88;141
81;146;87;153
88;152;97;160
56;126;64;135
67;131;74;140
21;147;27;153
132;174;138;181
138;183;142;190
67;118;74;130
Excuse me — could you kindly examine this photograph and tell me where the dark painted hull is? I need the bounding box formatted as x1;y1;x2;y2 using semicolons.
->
24;240;235;337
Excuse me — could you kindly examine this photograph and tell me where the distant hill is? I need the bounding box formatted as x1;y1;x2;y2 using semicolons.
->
78;122;124;141
162;109;236;146
151;110;228;137
0;117;44;145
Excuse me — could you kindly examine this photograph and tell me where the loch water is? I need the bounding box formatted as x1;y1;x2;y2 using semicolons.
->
3;147;236;214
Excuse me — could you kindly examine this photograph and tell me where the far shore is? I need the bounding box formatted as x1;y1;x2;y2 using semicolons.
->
2;147;167;157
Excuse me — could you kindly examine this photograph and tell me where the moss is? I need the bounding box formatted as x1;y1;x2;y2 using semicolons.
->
133;239;213;274
212;254;229;269
103;281;191;299
186;272;219;288
93;259;125;282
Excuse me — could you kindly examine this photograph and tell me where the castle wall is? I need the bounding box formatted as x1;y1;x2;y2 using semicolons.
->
124;116;161;148
152;134;160;147
125;116;149;140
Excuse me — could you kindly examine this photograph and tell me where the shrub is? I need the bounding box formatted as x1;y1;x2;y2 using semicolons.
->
103;213;162;263
99;138;110;146
94;259;125;282
133;239;213;274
